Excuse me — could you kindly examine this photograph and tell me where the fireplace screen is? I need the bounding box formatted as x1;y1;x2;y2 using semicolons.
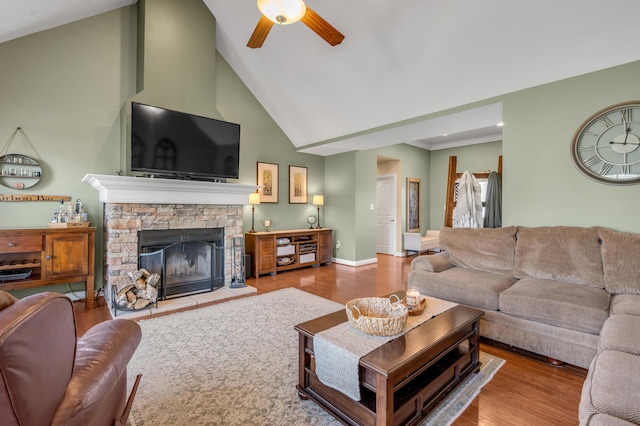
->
138;228;224;299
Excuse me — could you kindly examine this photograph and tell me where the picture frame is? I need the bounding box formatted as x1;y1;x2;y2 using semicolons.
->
256;162;279;203
289;166;308;204
407;178;420;232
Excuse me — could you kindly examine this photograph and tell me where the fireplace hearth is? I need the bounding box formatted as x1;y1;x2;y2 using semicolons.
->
138;228;225;300
101;200;245;316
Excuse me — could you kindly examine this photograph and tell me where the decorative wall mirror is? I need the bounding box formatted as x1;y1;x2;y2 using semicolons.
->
0;154;43;189
0;128;44;190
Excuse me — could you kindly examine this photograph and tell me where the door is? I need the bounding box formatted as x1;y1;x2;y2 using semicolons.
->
257;236;275;273
317;230;333;264
45;232;90;278
376;175;396;255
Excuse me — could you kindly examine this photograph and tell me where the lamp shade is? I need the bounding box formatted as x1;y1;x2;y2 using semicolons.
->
312;195;324;206
257;0;306;25
249;192;261;205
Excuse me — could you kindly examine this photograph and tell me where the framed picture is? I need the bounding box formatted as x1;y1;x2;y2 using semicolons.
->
407;178;420;232
257;162;279;203
289;166;308;204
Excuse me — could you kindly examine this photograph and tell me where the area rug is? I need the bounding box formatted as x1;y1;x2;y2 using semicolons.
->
127;288;504;426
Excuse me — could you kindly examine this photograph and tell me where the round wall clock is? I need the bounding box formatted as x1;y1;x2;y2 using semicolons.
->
571;101;640;185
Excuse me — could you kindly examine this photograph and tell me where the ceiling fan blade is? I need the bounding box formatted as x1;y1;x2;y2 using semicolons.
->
247;15;274;48
300;7;345;46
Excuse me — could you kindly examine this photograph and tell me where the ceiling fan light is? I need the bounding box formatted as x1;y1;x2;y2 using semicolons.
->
257;0;306;25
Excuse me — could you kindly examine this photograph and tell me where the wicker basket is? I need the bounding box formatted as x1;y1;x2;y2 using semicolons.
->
345;294;408;336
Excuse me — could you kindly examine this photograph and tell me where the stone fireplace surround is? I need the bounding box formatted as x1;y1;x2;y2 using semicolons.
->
82;174;258;309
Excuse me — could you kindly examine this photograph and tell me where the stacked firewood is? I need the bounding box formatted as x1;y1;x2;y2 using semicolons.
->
114;268;160;310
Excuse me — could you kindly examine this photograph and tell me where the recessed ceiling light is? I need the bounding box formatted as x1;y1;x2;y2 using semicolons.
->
497;122;504;127
442;133;448;137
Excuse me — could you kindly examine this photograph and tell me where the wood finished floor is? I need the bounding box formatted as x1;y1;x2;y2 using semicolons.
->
74;254;586;425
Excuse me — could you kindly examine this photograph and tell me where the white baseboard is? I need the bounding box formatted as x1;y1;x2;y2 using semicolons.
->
333;257;378;267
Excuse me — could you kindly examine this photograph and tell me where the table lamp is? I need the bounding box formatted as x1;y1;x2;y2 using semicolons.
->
248;192;260;233
312;195;324;229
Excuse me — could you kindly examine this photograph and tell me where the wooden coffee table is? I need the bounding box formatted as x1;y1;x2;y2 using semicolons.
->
294;293;483;426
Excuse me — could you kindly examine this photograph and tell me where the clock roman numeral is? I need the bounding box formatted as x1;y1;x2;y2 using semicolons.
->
620;108;632;123
585;130;599;138
598;116;615;128
579;144;595;152
583;155;602;168
621;164;630;174
599;162;613;176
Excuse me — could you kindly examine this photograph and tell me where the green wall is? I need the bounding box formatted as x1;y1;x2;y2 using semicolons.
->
501;61;640;232
215;53;325;232
0;7;137;297
0;0;325;295
2;0;640;291
378;144;433;236
325;152;357;261
133;0;220;118
326;143;431;263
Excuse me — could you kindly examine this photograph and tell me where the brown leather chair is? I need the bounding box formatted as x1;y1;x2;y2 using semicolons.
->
0;290;142;426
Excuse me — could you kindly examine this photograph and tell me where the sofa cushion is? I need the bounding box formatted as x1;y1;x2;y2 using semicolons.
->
439;226;517;277
599;314;640;355
513;226;604;288
579;350;640;425
610;294;640;316
408;267;516;311
499;278;610;334
598;227;640;295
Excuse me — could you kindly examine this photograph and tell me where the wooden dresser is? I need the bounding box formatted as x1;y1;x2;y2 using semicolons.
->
0;227;96;309
245;228;332;278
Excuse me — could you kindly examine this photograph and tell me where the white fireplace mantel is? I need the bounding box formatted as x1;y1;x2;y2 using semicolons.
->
82;174;258;205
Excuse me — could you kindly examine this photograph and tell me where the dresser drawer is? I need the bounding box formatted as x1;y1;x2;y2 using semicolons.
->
0;235;42;253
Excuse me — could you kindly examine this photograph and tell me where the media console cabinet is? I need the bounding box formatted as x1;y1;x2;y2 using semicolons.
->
0;227;96;309
245;228;332;278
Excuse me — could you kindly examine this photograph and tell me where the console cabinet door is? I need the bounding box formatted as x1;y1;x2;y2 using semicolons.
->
256;236;276;274
45;232;90;278
318;230;332;264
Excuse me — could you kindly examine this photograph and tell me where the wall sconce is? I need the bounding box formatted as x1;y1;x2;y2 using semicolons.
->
312;195;324;229
248;192;260;233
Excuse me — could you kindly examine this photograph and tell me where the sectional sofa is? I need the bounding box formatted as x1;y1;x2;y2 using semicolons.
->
407;226;640;425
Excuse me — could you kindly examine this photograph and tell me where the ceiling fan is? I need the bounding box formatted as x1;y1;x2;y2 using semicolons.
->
247;0;345;48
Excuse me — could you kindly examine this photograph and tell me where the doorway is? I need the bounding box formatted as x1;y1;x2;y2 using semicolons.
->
376;174;397;255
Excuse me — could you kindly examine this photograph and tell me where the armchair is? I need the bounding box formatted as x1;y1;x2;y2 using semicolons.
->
0;290;142;426
403;229;440;256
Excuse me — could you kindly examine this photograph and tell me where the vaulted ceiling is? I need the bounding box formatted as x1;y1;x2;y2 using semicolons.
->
3;0;640;156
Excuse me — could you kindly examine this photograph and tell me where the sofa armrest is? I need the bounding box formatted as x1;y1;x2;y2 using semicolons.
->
411;252;453;272
52;319;142;425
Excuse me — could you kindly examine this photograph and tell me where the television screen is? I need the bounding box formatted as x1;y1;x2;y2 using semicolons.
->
131;102;240;180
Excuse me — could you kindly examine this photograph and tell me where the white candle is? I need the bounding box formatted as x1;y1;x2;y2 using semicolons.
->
406;287;421;310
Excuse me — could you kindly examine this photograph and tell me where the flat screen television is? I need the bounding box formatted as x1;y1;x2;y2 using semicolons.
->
130;102;240;180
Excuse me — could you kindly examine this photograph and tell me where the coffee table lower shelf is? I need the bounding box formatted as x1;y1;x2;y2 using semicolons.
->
295;303;483;426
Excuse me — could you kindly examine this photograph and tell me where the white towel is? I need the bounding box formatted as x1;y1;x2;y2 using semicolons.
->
453;171;483;228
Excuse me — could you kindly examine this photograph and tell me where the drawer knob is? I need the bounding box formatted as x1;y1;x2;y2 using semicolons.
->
8;243;15;247
46;255;52;259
